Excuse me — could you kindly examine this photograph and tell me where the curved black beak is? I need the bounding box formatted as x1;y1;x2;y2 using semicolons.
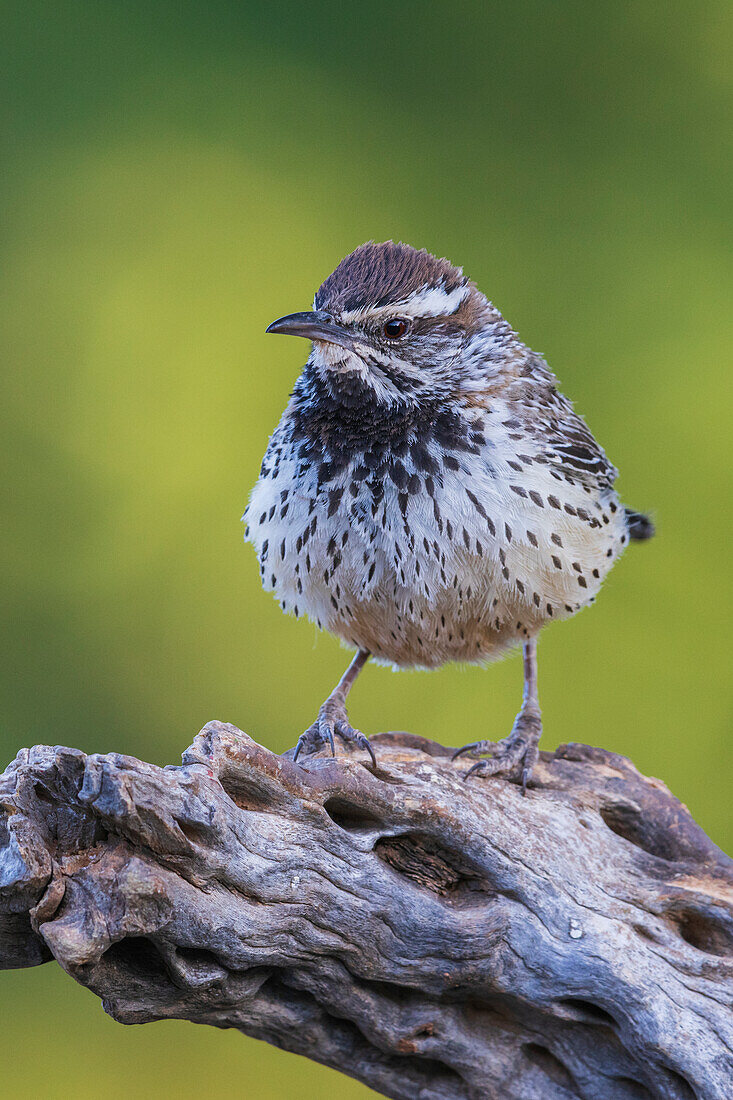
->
265;310;355;351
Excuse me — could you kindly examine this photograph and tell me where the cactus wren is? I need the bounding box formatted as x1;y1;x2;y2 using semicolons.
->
244;242;653;790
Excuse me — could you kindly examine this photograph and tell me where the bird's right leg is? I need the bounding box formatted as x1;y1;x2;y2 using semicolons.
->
293;649;375;767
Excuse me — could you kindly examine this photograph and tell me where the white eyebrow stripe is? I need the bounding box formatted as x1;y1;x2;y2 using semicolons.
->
339;282;469;324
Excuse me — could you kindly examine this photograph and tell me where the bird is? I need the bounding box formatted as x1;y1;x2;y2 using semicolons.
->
243;241;653;791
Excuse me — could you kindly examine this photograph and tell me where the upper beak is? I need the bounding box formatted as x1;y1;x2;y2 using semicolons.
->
265;310;355;351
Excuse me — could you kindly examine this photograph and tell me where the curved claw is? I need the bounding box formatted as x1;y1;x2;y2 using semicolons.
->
335;721;377;769
452;740;497;761
458;724;540;795
320;716;336;756
452;741;479;761
292;712;376;770
293;728;315;763
362;738;377;770
463;756;532;794
292;718;326;763
464;759;490;780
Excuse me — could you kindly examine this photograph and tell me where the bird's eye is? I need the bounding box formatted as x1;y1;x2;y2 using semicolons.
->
382;318;409;339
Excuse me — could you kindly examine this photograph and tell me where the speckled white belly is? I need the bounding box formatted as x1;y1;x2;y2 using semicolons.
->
245;424;627;669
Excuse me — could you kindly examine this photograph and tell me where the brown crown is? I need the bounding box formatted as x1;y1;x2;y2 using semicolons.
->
314;241;467;314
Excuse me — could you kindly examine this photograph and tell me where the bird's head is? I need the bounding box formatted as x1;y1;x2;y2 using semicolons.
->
266;241;517;407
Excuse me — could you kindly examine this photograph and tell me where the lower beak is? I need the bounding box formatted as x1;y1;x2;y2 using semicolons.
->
265;310;355;351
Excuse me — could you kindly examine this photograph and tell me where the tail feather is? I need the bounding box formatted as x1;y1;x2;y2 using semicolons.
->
625;508;655;542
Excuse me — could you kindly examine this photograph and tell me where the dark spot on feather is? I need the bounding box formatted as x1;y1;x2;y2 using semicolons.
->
325;488;343;517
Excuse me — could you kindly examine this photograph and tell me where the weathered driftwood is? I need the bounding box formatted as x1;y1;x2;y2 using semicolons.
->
0;723;731;1100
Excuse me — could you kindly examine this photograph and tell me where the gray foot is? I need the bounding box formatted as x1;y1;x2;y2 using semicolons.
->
293;696;376;768
453;711;542;795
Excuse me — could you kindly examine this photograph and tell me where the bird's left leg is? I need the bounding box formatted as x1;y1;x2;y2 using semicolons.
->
293;649;375;767
453;637;542;794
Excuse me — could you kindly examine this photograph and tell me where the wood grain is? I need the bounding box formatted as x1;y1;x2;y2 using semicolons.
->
1;724;731;1099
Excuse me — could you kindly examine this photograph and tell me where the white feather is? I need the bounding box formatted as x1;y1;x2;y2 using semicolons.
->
338;282;469;325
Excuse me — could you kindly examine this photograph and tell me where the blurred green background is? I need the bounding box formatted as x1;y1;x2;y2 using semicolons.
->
1;1;731;1096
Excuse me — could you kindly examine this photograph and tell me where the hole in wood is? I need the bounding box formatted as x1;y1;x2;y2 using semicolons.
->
668;906;733;957
611;1077;653;1100
599;801;680;860
176;819;211;846
557;997;616;1026
217;775;274;814
323;796;384;831
33;781;55;805
102;937;171;985
375;831;490;900
166;945;228;985
523;1042;575;1090
175;945;223;969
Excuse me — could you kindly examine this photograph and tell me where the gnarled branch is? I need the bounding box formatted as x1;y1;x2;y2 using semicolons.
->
1;724;732;1099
